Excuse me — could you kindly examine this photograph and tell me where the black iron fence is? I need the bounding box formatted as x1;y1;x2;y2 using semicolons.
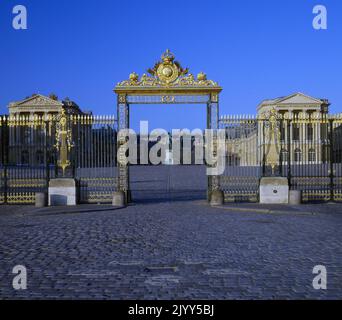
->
0;114;118;204
73;115;118;203
219;113;342;203
1;111;342;204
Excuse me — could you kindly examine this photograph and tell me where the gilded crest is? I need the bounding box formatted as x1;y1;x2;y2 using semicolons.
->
116;49;219;88
148;49;188;85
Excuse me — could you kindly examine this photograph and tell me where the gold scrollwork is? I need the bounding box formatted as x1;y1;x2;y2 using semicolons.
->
118;94;127;103
54;109;74;175
161;96;175;103
211;93;218;103
262;108;282;174
116;50;219;88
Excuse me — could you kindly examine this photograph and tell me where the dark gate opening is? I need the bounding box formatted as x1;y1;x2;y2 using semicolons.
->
129;103;207;203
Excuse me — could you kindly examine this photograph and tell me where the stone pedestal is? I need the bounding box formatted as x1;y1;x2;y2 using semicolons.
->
210;190;224;206
289;190;302;205
259;177;289;204
48;179;76;206
35;192;47;208
112;191;125;207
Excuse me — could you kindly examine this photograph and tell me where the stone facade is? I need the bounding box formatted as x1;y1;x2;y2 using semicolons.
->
225;92;331;166
8;93;84;118
6;94;86;166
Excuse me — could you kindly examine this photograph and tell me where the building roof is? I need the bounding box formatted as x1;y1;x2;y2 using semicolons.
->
257;92;330;111
8;94;83;114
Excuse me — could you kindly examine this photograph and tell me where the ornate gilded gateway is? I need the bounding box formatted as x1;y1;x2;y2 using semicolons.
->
114;50;222;203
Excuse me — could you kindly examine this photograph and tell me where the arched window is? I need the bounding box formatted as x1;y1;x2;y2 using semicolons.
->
281;149;288;162
294;148;302;163
292;124;300;141
308;148;316;162
307;124;314;141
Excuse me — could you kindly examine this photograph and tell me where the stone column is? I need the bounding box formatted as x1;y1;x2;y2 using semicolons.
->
284;110;288;145
302;110;307;163
315;111;322;163
288;110;293;164
28;112;34;165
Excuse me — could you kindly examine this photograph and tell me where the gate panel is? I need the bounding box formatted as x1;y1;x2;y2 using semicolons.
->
219;115;261;202
287;114;330;202
73;115;118;204
6;167;49;204
332;117;342;201
220;113;342;203
4;115;51;204
284;114;335;202
278;114;342;202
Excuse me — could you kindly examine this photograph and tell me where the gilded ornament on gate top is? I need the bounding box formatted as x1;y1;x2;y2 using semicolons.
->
116;49;219;88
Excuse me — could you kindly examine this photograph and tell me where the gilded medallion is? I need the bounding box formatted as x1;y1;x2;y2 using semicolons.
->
156;63;179;84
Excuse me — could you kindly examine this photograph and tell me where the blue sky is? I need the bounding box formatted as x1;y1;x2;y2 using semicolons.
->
0;0;341;130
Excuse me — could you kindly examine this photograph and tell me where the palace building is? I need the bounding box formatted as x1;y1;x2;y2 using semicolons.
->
1;50;340;205
8;93;84;118
5;94;86;166
3;91;334;167
257;92;329;116
224;92;332;167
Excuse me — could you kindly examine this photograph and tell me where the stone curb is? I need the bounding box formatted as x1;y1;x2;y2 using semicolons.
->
212;205;316;216
18;205;126;217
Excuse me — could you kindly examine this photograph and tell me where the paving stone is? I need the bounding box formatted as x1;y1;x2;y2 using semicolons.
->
0;200;342;299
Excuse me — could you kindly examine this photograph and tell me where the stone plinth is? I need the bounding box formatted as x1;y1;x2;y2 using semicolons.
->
112;191;125;207
289;190;302;205
35;192;47;208
49;179;76;206
259;177;289;204
210;190;224;206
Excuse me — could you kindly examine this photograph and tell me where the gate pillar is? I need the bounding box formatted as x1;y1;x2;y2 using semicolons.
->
117;94;130;203
207;93;221;200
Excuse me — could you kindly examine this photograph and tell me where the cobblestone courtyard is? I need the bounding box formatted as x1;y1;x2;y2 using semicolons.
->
0;199;342;300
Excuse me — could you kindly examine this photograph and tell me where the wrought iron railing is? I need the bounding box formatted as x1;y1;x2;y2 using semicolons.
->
2;110;342;204
219;113;342;203
0;113;118;204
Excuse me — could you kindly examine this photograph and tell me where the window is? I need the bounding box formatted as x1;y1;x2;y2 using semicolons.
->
321;123;328;141
281;149;288;162
307;124;314;141
280;125;286;141
293;124;300;141
294;148;302;163
308;148;316;162
227;155;233;166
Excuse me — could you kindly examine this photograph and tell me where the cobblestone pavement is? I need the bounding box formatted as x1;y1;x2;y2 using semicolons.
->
0;201;342;300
